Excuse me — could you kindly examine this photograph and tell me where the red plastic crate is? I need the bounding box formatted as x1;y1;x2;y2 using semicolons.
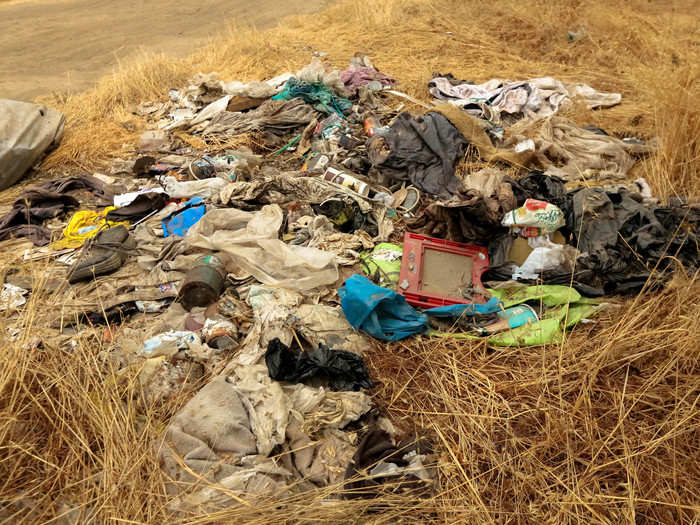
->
398;232;489;309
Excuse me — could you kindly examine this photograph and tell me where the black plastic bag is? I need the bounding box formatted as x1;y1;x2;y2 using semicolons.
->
265;338;373;392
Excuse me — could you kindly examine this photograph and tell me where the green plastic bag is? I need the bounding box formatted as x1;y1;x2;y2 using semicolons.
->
489;284;581;307
431;285;600;347
360;243;402;289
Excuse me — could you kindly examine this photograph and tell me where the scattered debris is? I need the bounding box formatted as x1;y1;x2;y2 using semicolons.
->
2;53;696;514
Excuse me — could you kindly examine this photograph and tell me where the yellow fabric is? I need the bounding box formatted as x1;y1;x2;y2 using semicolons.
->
52;208;129;249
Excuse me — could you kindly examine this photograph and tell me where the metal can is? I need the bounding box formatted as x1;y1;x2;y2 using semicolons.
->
178;254;227;311
321;167;369;197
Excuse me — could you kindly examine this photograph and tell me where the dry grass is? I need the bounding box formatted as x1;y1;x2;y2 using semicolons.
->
1;0;699;523
40;0;700;198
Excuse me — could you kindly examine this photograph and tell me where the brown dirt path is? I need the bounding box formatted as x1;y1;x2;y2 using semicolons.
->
0;0;330;101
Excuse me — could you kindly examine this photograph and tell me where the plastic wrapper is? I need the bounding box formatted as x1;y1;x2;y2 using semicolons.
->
501;198;565;237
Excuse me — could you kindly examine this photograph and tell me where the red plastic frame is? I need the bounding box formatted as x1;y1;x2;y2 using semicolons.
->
398;232;489;308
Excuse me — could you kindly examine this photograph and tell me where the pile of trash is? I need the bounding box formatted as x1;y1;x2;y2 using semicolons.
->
1;54;698;512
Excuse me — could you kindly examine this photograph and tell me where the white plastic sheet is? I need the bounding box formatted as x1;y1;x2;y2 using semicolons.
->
183;205;338;292
0;99;65;190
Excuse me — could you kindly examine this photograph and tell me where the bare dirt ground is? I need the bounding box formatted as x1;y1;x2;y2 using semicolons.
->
0;0;330;101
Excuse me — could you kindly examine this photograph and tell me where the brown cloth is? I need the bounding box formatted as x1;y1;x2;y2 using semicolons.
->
433;103;534;167
0;175;114;246
344;425;434;499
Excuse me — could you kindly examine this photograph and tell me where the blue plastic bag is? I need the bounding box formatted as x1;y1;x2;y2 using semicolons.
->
338;275;428;341
339;275;507;342
424;297;503;317
162;197;205;237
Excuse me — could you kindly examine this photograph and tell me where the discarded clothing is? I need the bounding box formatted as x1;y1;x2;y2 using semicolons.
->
368;112;467;198
0;174;116;246
428;76;621;124
265;338;373;391
106;191;169;223
522;117;655;181
52;208;129;249
340;56;395;95
37;174;115;203
183;206;338;292
505;171;568;208
344;425;435;499
296;215;374;265
160;365;372;511
273;79;352;116
0;99;65;190
203;98;319;136
218;174;394;242
434;104;533;167
339;274;429;341
162;197;206;237
0;189;78;246
568;187;700;293
406;187;516;244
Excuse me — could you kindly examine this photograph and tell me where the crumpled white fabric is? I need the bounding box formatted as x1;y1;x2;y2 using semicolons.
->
303;215;374;265
429;76;621;124
183;205;338;292
160;371;372;511
512;117;656;181
230;286;368;367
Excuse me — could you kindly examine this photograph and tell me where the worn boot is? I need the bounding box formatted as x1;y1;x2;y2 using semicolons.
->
67;225;135;283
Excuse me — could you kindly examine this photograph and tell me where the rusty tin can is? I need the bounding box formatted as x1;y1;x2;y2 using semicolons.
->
178;254;227;311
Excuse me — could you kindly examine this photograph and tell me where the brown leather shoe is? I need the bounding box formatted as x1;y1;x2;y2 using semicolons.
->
67;225;135;283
